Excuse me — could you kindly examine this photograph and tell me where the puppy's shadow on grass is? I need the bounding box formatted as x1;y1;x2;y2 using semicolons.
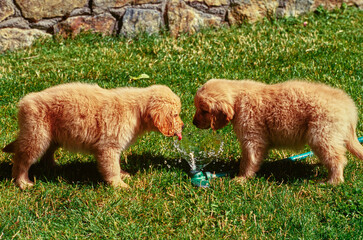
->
0;161;104;186
0;153;191;186
205;158;321;184
0;162;13;182
256;159;321;183
0;155;321;186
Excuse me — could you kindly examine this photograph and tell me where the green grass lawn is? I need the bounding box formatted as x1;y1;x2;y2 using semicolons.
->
0;6;362;239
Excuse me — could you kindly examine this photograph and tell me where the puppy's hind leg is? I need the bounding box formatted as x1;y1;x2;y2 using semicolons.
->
96;149;129;189
12;135;51;189
310;140;347;185
235;140;267;182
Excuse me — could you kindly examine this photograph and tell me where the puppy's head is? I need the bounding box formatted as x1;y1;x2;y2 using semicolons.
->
193;80;234;130
146;86;184;139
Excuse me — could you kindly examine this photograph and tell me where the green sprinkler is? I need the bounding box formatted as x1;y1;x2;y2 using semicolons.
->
190;170;232;188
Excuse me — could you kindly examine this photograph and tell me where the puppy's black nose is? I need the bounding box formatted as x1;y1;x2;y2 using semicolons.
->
192;118;198;126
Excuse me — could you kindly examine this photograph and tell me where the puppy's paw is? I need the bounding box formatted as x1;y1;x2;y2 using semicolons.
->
109;179;130;189
15;179;34;190
325;177;344;186
120;170;131;179
231;176;248;184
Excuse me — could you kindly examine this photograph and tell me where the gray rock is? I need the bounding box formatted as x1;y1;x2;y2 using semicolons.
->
277;0;313;17
0;27;51;52
69;7;92;17
14;0;88;21
120;8;162;37
92;0;133;15
167;0;223;37
54;14;116;38
0;17;30;29
0;0;15;22
109;7;127;19
29;18;62;32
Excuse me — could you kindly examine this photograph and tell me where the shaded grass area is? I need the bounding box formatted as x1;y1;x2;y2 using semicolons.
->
0;7;362;239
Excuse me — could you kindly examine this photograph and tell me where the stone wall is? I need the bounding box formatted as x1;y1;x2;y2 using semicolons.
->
0;0;362;51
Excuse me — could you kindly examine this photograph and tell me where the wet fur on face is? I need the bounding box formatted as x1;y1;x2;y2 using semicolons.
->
3;83;184;189
193;79;363;184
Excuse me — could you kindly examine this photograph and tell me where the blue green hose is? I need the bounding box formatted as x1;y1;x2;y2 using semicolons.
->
285;136;363;161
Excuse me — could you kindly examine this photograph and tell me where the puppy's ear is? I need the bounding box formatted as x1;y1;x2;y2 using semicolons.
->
147;104;173;136
210;101;234;130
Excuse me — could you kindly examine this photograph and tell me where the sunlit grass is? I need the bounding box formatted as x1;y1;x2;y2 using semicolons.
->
0;6;362;239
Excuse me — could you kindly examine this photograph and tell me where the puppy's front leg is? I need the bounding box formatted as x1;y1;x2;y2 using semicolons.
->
96;149;129;188
236;141;267;181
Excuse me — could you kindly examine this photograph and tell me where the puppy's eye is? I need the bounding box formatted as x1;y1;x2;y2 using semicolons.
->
201;110;208;115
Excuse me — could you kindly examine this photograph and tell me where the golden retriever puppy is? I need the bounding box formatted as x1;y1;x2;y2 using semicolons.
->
3;83;184;189
193;79;363;184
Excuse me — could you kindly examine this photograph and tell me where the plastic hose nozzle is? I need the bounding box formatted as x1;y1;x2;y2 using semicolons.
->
190;171;232;187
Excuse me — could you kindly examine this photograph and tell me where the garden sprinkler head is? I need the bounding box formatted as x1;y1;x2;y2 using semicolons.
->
190;170;234;188
190;170;211;188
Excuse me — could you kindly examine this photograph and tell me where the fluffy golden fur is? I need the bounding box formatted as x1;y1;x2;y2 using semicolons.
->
3;83;184;189
193;79;363;184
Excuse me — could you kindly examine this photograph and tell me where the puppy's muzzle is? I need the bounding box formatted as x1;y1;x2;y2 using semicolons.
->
174;124;184;140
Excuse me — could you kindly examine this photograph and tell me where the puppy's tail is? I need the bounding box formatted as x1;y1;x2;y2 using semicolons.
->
346;126;363;160
2;140;17;153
